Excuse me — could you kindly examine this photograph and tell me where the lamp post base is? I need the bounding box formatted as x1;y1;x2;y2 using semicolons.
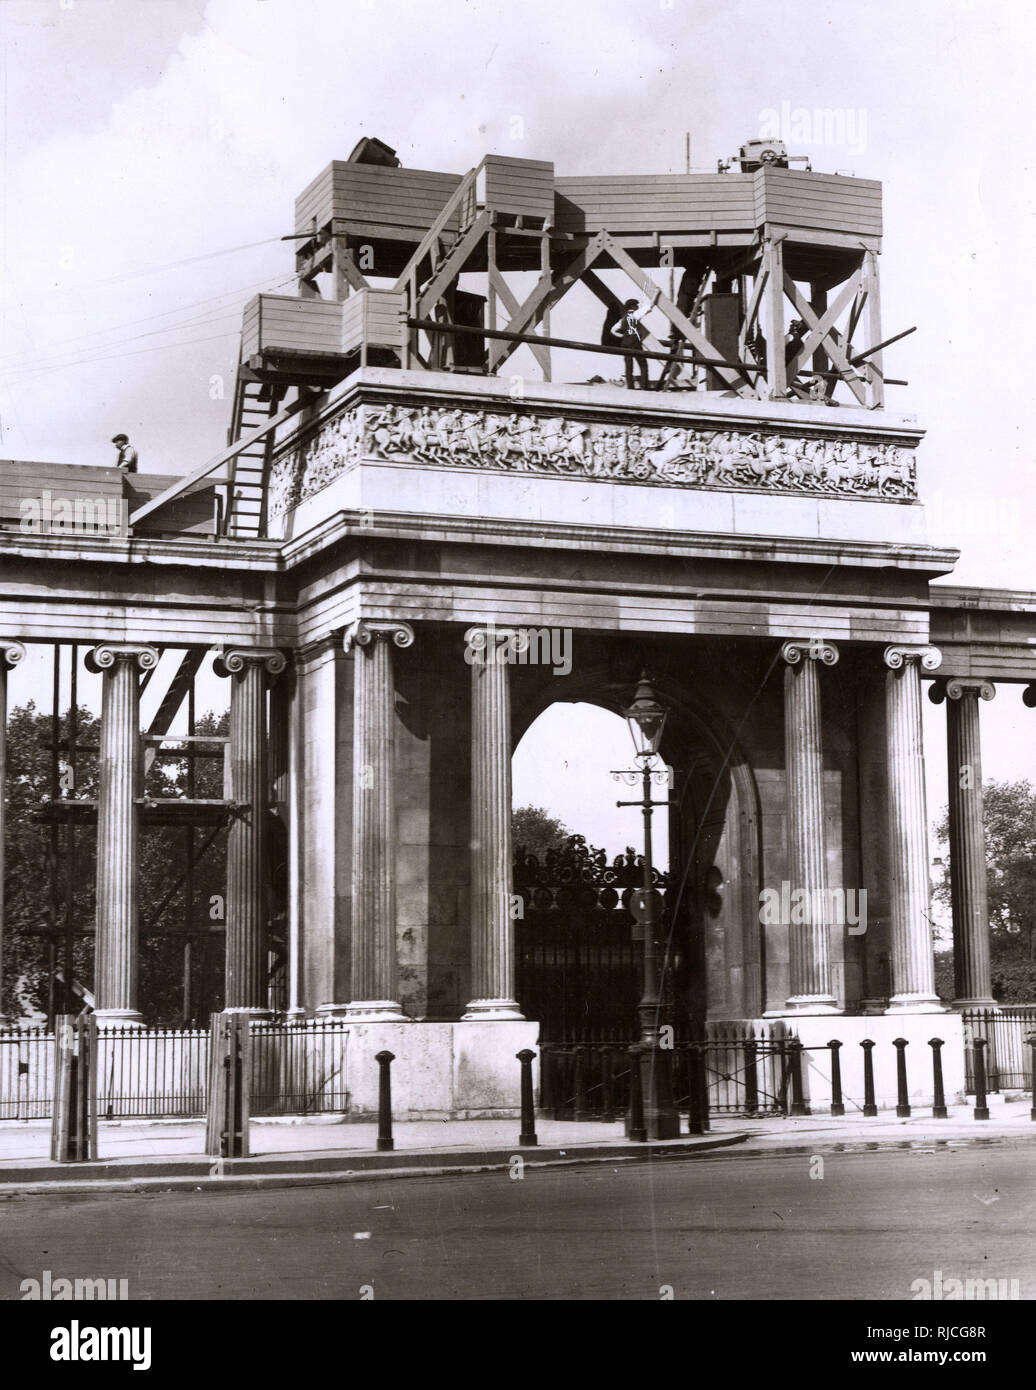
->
638;1043;681;1140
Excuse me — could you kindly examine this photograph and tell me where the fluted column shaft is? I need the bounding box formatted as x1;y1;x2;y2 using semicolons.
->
884;646;944;1012
464;627;523;1019
781;640;840;1011
343;621;413;1020
0;642;26;1022
945;679;996;1006
217;648;285;1012
88;643;158;1023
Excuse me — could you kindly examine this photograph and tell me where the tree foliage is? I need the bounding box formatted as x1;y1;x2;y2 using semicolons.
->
934;778;1036;1002
3;702;229;1024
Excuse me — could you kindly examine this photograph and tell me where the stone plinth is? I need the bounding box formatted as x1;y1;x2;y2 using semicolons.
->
342;1020;540;1119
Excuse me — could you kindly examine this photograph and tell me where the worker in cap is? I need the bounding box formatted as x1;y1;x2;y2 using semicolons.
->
606;290;659;390
112;434;138;473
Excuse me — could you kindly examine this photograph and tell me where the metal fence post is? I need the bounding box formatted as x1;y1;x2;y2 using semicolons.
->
789;1038;809;1116
972;1037;990;1121
688;1044;708;1135
929;1038;948;1119
572;1044;590;1121
861;1039;877;1117
743;1038;759;1116
1028;1035;1036;1122
517;1049;537;1147
626;1043;646;1142
893;1038;910;1117
376;1050;395;1151
828;1039;844;1117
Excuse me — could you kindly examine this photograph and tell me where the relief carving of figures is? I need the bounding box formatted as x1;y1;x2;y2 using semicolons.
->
270;400;917;515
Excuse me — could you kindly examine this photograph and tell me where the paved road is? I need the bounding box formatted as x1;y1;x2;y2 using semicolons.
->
1;1142;1034;1301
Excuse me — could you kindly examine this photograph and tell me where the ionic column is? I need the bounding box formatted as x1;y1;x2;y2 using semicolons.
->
86;642;159;1024
781;639;841;1013
883;645;944;1012
937;678;996;1007
0;641;26;1023
463;626;523;1020
342;621;413;1020
215;648;286;1012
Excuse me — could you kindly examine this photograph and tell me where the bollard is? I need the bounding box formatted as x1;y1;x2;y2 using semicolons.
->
626;1044;646;1142
828;1040;844;1117
205;1011;250;1160
376;1050;395;1151
893;1038;911;1117
788;1038;809;1117
1028;1035;1036;1122
972;1038;990;1121
929;1038;948;1119
51;1015;98;1163
517;1049;537;1147
861;1039;877;1117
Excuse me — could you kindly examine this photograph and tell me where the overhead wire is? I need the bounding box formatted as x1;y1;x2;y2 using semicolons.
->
0;272;299;381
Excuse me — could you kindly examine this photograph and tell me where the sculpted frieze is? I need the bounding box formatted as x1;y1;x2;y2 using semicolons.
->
268;400;917;516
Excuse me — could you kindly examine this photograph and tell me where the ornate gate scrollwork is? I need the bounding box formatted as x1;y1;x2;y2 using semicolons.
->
514;835;672;1044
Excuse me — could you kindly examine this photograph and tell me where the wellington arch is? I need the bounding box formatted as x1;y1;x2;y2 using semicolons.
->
2;136;1032;1117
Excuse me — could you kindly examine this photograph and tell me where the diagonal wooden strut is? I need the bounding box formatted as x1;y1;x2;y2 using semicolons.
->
129;394;310;529
600;234;755;397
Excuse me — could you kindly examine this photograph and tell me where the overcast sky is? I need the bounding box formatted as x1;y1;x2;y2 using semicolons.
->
1;0;1033;861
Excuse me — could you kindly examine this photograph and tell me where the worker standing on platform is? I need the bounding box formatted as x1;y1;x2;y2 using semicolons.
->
608;294;658;390
111;433;138;473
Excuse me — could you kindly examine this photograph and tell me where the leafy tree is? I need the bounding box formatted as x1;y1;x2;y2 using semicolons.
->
933;778;1036;1003
3;702;228;1024
511;805;574;861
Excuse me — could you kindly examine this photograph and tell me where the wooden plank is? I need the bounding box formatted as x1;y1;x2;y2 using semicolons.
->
129;395;308;528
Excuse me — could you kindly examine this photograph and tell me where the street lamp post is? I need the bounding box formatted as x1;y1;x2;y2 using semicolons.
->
612;674;681;1140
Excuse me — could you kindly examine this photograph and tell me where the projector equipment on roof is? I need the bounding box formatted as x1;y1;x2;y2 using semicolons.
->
347;136;401;167
717;138;812;174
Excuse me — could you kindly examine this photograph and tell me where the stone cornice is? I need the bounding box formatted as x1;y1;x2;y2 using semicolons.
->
278;507;959;576
285;365;927;445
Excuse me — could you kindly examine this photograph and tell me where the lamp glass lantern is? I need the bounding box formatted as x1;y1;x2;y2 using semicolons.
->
622;673;668;759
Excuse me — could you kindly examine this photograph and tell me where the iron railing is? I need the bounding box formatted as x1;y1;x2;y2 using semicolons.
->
0;1017;350;1121
539;1026;798;1119
962;1007;1036;1091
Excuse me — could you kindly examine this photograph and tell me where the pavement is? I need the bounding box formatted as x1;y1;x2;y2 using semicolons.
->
1;1091;1034;1194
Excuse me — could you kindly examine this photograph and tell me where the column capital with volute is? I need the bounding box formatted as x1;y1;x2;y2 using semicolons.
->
343;620;415;653
781;639;839;667
883;645;942;673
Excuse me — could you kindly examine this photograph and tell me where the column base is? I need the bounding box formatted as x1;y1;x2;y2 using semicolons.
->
951;997;998;1011
461;998;525;1021
222;1006;274;1019
342;1000;410;1022
91;1009;143;1027
885;994;945;1014
767;995;842;1017
859;998;890;1015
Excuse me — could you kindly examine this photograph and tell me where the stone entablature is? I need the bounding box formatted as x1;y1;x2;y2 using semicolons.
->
268;371;922;520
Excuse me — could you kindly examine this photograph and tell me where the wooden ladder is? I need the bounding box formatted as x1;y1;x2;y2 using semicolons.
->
223;362;279;538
